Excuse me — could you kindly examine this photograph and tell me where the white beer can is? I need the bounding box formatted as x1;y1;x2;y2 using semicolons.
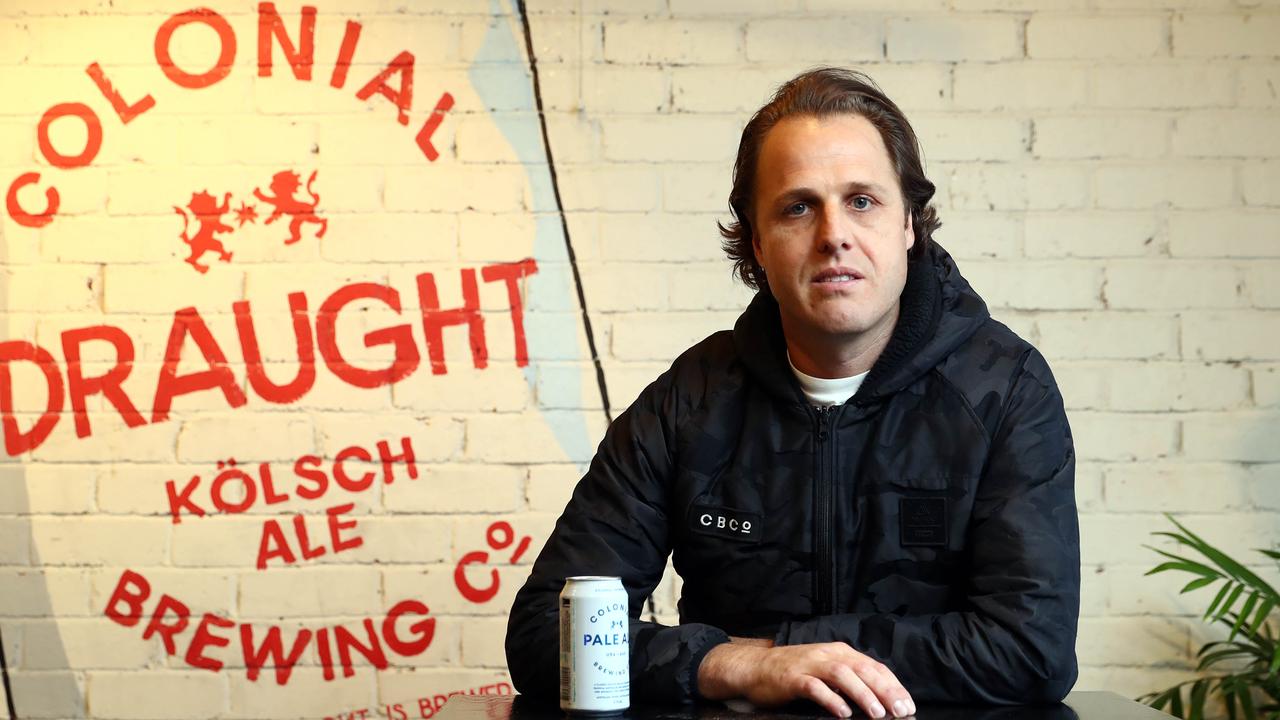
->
559;576;630;714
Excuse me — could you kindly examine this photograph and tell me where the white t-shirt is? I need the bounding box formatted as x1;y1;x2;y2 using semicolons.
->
787;352;869;407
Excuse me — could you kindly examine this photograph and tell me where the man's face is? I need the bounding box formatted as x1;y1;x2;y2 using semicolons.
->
751;113;914;352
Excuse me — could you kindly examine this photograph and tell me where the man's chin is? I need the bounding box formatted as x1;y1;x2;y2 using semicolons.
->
808;317;878;340
780;304;886;343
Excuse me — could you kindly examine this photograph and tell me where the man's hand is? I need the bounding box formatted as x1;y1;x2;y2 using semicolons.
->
697;640;916;719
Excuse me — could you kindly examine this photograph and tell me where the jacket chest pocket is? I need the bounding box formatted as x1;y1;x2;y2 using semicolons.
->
858;475;977;554
847;476;976;615
899;496;948;547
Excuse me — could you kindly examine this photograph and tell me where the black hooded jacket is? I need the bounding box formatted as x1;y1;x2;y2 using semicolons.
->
506;243;1080;705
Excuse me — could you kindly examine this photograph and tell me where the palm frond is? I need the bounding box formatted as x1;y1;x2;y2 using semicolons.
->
1250;600;1276;637
1188;678;1209;720
1209;583;1238;621
1140;517;1280;719
1237;683;1257;720
1220;585;1249;621
1159;516;1280;601
1235;594;1263;641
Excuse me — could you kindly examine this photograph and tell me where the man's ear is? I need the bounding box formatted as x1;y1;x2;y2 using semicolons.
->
750;219;767;274
904;211;915;252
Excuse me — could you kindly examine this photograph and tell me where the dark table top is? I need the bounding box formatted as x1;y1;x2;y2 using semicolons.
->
436;692;1171;720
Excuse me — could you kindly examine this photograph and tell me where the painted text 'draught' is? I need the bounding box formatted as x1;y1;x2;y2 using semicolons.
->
0;260;539;457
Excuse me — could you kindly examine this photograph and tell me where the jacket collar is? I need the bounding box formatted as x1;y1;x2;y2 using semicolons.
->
731;241;990;406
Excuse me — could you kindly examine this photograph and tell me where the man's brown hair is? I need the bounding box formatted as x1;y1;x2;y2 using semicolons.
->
720;67;941;292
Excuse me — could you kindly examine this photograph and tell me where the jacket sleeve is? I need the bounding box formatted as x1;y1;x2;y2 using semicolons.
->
774;349;1081;704
505;365;730;703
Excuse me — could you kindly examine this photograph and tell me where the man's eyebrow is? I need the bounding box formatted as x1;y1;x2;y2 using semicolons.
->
771;181;893;205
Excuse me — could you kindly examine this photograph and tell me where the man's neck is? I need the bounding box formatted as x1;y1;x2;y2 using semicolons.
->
783;302;900;379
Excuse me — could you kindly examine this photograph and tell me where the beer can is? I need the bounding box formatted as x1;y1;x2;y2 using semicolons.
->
559;576;629;714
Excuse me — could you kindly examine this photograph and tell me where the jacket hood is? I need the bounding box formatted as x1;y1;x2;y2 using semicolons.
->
731;241;990;405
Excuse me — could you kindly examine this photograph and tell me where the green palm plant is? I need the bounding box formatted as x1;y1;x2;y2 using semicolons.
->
1137;515;1280;720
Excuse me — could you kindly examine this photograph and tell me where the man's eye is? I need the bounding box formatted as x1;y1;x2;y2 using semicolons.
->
785;202;808;216
851;196;872;210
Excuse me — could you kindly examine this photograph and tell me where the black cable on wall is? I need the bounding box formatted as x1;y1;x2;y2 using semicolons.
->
516;0;614;426
1;623;17;719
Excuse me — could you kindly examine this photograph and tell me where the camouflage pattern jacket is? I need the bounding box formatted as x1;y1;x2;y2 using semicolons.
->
506;242;1080;705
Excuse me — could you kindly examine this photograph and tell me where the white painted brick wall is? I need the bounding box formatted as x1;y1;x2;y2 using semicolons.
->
1238;65;1280;107
0;1;1276;717
1174;111;1280;157
1031;116;1169;160
949;164;1091;210
746;18;881;63
964;261;1103;310
953;63;1089;109
1105;463;1253;512
1027;15;1168;59
1092;63;1234;109
1168;211;1280;257
1242;163;1280;207
603;19;741;64
1038;312;1180;360
1105;363;1251;411
1172;13;1280;57
887;16;1022;62
1094;164;1236;209
1023;213;1159;258
88;672;228;720
1104;261;1244;309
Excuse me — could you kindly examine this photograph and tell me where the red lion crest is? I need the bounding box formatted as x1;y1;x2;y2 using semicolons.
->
173;190;234;274
253;170;327;245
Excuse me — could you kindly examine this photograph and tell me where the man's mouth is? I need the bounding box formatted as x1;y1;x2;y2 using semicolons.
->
812;268;864;284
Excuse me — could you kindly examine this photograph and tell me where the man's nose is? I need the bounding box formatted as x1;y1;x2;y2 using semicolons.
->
815;204;853;254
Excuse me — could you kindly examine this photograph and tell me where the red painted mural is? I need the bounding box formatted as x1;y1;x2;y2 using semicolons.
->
0;1;600;716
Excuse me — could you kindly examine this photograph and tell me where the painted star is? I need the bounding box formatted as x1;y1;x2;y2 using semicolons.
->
234;201;258;227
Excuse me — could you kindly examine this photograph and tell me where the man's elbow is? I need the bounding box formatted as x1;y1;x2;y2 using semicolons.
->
505;660;547;699
976;625;1078;704
505;620;553;700
995;591;1079;703
1015;652;1077;703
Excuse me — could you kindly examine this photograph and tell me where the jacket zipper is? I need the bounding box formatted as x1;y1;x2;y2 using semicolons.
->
813;404;839;616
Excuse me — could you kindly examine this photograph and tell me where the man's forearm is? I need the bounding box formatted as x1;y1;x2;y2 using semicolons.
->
696;635;774;698
696;642;760;701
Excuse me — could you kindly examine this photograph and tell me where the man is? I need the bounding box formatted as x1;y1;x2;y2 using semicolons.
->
506;68;1079;718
